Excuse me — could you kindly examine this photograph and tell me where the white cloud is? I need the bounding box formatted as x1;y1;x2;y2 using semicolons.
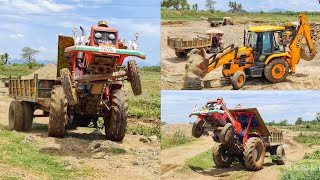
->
38;46;47;52
9;33;24;39
10;0;75;13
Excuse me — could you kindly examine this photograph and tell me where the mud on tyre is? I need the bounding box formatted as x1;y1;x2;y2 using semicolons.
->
60;68;78;105
212;143;233;168
48;86;68;138
192;119;205;138
243;137;265;171
127;60;142;96
104;88;128;141
264;59;289;83
8;100;24;131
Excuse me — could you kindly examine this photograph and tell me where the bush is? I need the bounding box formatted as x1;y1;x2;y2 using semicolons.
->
281;161;320;180
304;150;320;160
127;125;161;138
293;134;320;145
161;130;194;149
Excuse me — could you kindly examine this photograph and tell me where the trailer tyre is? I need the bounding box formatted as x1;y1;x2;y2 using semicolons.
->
60;68;78;105
21;101;34;131
212;143;233;168
264;58;289;83
104;88;128;141
8;101;24;131
274;145;285;165
127;60;142;96
244;137;265;171
48;86;67;138
231;71;246;90
219;123;234;144
192;119;205;138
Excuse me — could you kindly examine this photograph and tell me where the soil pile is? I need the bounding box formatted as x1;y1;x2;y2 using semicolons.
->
23;64;57;79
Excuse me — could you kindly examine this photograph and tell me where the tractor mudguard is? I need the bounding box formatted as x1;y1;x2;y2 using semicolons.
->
264;52;290;65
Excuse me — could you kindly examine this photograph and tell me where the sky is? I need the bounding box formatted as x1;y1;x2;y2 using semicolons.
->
161;90;320;124
187;0;320;12
0;0;160;65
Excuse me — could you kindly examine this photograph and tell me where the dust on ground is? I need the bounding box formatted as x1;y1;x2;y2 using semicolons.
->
161;123;318;180
161;20;320;90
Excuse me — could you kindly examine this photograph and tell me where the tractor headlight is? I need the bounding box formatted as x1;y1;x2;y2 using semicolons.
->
94;32;102;39
108;33;116;40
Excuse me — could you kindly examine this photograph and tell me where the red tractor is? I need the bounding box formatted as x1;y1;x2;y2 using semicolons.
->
189;98;285;170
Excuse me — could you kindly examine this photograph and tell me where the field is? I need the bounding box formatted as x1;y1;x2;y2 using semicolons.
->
0;64;161;179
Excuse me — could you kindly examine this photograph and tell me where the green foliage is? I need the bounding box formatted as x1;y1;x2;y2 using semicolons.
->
20;47;40;69
161;130;194;149
0;53;10;65
180;150;213;172
266;120;289;126
295;117;304;125
228;1;243;12
161;0;190;11
127;125;161;138
205;0;216;12
281;160;320;180
140;66;160;72
293;134;320;146
0;64;43;77
304;150;320;160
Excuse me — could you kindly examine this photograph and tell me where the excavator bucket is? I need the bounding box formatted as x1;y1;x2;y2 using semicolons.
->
300;22;319;61
186;49;208;78
300;44;317;61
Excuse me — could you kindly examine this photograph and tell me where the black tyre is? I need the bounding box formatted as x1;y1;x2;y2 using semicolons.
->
192;119;205;138
48;86;68;138
231;71;246;90
212;143;233;168
127;60;142;96
219;123;234;144
104;89;128;141
264;59;289;83
243;137;265;171
175;51;187;58
8;100;24;131
275;145;285;165
21;101;34;131
60;68;78;105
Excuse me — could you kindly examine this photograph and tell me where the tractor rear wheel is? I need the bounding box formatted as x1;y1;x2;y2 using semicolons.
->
212;143;233;168
219;123;234;144
192;119;205;138
104;88;128;141
127;60;142;96
231;71;246;90
60;68;78;105
272;145;285;165
8;100;24;131
21;101;34;131
48;86;68;138
264;59;289;83
243;137;265;171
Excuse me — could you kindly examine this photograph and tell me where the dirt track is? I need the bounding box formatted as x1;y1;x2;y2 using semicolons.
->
161;21;320;90
161;124;317;180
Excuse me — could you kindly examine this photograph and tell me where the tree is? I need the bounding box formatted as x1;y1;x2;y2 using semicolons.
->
295;117;304;125
278;120;289;126
161;0;189;11
20;47;39;69
180;0;190;11
205;0;216;12
228;1;243;12
0;53;10;65
192;4;198;11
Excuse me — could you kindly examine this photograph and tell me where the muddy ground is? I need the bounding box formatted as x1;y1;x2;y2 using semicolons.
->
161;124;319;180
161;21;320;90
0;80;160;180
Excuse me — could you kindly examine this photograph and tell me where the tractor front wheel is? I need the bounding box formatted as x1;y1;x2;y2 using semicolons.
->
192;119;205;138
212;143;233;168
264;59;289;83
48;86;68;138
243;137;265;171
219;123;234;144
127;60;142;96
231;71;246;90
104;88;128;141
60;68;78;105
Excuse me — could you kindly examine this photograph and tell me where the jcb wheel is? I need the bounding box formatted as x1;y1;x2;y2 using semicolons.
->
21;101;34;131
264;59;289;83
104;88;128;141
192;119;205;138
127;60;142;96
231;71;246;90
212;143;233;168
219;123;234;144
48;86;68;138
243;137;265;171
8;101;24;131
175;51;187;58
60;68;78;105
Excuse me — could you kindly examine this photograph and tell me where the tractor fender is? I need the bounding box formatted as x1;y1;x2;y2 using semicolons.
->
245;133;267;146
264;52;291;65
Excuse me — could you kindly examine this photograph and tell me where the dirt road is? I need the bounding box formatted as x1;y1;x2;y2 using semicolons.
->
0;81;160;179
161;21;320;90
161;124;317;180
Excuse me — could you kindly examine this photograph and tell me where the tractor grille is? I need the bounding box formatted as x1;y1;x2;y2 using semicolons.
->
87;55;117;75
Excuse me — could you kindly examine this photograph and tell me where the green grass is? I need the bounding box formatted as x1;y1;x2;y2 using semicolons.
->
140;66;160;72
279;125;320;132
124;70;160;119
127;125;161;138
0;130;90;179
161;130;194;149
281;160;320;180
304;149;320;160
161;10;320;22
0;64;43;77
179;149;213;172
293;134;320;146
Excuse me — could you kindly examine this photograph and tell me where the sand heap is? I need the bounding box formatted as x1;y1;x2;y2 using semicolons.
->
23;64;57;80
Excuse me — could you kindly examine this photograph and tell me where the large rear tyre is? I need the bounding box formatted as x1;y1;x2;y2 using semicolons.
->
212;143;233;168
104;89;128;141
48;86;68;138
243;137;265;171
60;68;78;105
231;71;246;90
127;60;142;96
8;101;24;131
192;119;205;138
21;101;34;131
264;59;289;83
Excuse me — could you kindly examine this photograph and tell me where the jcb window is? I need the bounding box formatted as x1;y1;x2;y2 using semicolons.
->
262;32;272;54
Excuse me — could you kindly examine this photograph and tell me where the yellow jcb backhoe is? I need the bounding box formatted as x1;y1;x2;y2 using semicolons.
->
190;14;317;90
